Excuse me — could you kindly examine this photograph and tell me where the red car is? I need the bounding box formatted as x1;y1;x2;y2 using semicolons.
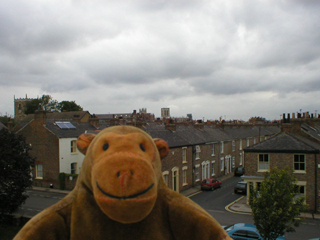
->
201;178;222;191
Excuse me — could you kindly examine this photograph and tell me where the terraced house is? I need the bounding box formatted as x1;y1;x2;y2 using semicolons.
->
243;113;320;213
13;109;280;192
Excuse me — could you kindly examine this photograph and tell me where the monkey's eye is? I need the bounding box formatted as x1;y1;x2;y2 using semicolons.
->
140;143;146;152
103;143;109;151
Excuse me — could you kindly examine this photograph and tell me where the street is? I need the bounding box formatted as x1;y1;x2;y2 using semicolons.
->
190;176;320;240
14;177;320;240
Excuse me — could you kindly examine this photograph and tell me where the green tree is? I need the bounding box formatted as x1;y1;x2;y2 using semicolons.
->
24;95;59;114
249;167;306;240
58;101;83;112
0;129;35;220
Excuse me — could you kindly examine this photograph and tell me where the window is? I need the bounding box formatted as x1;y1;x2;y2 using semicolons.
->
220;141;224;153
182;147;187;163
211;161;215;176
254;138;256;144
195;164;200;181
239;140;243;150
233;230;247;237
201;161;210;179
163;171;169;186
211;144;215;156
258;154;269;171
71;162;77;174
294;154;305;172
71;140;77;153
232;140;235;152
36;164;43;179
195;145;201;159
239;152;243;165
182;167;188;185
220;157;224;171
246;138;250;147
294;183;306;202
232;157;235;168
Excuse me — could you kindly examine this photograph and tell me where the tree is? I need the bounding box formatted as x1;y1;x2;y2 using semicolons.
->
24;95;83;114
58;101;83;112
249;167;306;240
24;95;59;114
0;128;35;220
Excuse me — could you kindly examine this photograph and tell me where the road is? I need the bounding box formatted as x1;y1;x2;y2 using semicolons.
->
14;190;67;218
15;177;320;239
190;176;320;240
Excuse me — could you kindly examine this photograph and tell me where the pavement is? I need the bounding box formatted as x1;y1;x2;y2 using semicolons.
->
28;182;320;220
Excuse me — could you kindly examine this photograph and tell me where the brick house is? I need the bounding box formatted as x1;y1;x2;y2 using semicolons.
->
243;131;320;213
145;123;280;193
15;110;97;188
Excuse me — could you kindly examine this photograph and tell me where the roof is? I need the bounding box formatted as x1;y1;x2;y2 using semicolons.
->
45;120;98;138
13;111;90;132
144;124;280;148
244;132;320;153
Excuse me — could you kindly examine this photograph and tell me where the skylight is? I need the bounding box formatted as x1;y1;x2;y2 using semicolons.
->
56;122;76;129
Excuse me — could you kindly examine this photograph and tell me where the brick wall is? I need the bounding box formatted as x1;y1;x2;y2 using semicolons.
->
18;117;60;188
244;151;317;212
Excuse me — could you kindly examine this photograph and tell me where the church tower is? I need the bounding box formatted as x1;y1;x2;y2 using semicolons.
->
14;95;35;121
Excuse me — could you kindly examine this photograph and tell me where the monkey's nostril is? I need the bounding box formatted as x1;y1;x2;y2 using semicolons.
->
116;171;121;178
130;170;134;176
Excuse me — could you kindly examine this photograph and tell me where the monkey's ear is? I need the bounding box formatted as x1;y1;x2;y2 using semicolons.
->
154;138;169;159
77;133;96;155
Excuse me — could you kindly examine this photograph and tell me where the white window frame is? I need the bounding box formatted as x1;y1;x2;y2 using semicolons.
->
195;164;200;182
71;162;77;174
35;164;43;179
232;140;235;152
211;143;215;156
220;157;224;171
195;145;201;159
162;171;169;186
182;147;187;163
232;157;235;169
211;161;215;176
258;153;269;171
71;140;77;154
182;166;188;186
294;154;306;173
239;140;243;150
220;141;224;153
246;138;250;147
239;152;243;165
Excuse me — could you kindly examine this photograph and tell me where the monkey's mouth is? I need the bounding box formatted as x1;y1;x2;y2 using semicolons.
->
96;182;154;200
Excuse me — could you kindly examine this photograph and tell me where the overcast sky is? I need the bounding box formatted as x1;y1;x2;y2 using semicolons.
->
1;0;319;121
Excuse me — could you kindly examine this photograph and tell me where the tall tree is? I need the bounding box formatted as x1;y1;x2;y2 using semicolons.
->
58;101;83;112
0;129;35;220
249;167;306;240
24;95;59;114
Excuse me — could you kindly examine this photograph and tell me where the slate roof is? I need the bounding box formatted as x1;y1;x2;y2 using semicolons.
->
45;120;98;138
301;123;320;142
244;132;320;153
13;111;90;132
144;124;280;148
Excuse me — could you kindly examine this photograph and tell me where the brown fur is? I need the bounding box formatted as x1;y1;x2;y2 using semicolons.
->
14;126;231;240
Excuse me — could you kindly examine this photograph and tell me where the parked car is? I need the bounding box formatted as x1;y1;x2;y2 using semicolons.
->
201;178;222;191
224;223;286;240
234;181;247;195
234;166;245;176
